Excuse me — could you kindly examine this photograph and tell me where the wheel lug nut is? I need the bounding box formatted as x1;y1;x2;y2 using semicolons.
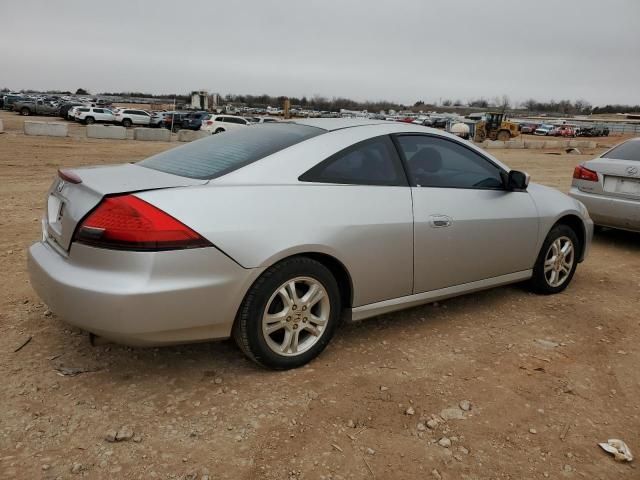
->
286;317;291;321
292;305;297;310
302;306;307;311
303;318;307;322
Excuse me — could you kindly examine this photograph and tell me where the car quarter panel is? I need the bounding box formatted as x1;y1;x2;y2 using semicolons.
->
137;184;414;307
28;241;263;344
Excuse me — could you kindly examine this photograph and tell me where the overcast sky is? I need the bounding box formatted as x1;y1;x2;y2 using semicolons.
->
2;0;639;106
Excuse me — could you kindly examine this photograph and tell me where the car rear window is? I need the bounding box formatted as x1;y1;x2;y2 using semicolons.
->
602;140;640;161
138;123;325;180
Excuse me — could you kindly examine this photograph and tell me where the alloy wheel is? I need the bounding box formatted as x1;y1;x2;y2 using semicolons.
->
262;276;330;356
543;236;574;287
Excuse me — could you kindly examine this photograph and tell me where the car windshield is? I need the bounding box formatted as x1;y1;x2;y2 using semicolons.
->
138;123;325;180
602;140;640;161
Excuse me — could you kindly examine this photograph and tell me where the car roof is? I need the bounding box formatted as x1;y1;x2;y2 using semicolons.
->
291;118;389;131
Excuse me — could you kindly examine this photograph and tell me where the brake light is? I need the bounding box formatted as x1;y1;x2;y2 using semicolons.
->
573;164;598;182
206;120;213;125
75;195;212;251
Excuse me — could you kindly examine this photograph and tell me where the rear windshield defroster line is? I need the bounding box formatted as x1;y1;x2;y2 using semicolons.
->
138;123;325;180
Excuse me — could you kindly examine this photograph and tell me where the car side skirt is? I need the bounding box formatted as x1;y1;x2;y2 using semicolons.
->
350;270;532;321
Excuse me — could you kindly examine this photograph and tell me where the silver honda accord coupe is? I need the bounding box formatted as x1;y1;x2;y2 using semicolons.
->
569;137;640;232
28;119;593;369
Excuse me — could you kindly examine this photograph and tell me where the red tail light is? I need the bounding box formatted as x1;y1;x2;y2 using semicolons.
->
206;120;213;125
573;164;598;182
75;195;212;251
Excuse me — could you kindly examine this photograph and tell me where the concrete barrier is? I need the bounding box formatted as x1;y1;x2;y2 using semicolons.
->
133;128;170;142
24;121;68;137
576;140;597;149
484;140;505;149
177;130;209;142
86;124;127;140
543;141;561;149
524;140;544;149
505;140;525;149
0;119;3;133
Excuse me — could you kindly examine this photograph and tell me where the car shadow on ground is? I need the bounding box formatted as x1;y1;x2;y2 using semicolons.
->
593;227;640;251
61;284;521;380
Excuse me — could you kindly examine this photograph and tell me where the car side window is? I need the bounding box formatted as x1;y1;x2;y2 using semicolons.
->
396;135;504;189
300;135;407;186
94;108;104;113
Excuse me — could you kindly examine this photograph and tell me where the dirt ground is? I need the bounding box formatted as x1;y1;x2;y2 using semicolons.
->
1;111;639;480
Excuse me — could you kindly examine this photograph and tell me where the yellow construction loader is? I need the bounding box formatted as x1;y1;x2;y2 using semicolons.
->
473;112;520;142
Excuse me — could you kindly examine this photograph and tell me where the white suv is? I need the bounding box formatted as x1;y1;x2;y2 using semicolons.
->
201;115;252;134
115;109;151;127
75;107;116;125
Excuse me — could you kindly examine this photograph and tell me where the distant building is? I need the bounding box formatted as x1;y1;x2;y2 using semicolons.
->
190;90;209;110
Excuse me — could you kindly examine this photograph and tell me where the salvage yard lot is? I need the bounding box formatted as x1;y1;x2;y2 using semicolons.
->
0;111;638;479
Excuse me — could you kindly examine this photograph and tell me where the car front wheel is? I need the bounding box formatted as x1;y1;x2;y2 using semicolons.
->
234;257;341;369
529;224;579;294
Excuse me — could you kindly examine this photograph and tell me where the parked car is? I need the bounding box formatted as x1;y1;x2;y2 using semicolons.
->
75;107;116;125
201;114;253;134
162;111;190;131
28;119;592;369
519;123;538;134
431;117;448;128
550;126;576;137
581;125;610;137
13;99;59;116
569;137;640;232
2;94;27;111
181;111;210;130
59;102;85;120
149;111;169;128
115;109;151;127
534;124;555;136
248;117;279;124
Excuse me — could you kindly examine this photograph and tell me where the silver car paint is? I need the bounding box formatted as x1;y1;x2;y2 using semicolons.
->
28;120;593;346
569;138;640;232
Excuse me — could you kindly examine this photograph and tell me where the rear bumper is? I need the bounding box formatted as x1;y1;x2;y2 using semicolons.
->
569;187;640;233
28;241;263;346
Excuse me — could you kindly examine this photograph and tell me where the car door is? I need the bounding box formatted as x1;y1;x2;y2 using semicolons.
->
299;135;414;305
394;134;539;294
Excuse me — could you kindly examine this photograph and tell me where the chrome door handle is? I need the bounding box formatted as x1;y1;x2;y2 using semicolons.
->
429;214;453;228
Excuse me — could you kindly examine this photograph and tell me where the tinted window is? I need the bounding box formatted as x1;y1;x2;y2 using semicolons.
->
215;117;226;122
78;108;89;112
93;108;104;113
139;123;324;180
300;136;407;186
397;135;504;189
603;140;640;161
227;117;245;125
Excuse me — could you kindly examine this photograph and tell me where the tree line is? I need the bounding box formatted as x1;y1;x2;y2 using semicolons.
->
2;87;639;114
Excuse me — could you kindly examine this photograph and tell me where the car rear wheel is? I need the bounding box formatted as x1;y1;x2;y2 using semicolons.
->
529;224;579;294
122;119;132;128
234;257;341;369
21;107;30;116
85;116;95;125
214;128;225;134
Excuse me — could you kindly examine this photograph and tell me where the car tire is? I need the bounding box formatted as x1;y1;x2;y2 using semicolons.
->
233;257;341;370
497;130;510;142
529;224;580;295
122;119;132;128
85;116;95;125
214;128;225;134
21;107;31;116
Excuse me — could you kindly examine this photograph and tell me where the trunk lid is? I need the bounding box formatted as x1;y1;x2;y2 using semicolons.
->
44;163;206;253
583;158;640;200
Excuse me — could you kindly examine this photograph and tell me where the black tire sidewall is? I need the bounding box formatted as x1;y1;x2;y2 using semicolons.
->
236;258;341;369
531;224;580;294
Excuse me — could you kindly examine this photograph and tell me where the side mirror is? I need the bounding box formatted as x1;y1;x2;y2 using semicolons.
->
504;170;529;191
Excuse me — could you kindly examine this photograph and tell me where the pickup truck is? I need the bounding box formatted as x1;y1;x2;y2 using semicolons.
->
13;99;60;116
